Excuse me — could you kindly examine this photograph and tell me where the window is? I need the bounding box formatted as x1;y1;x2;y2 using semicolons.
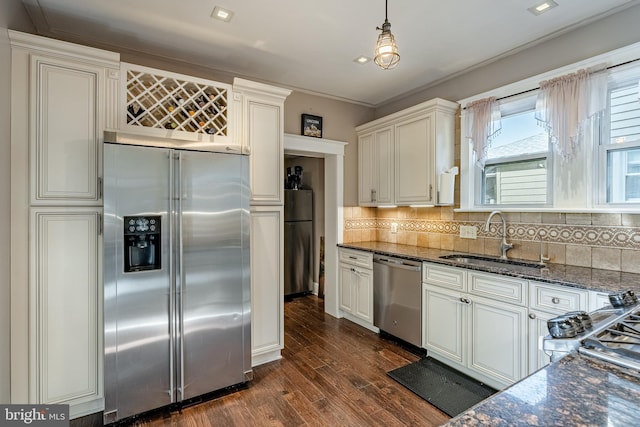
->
599;70;640;205
478;99;551;206
459;41;640;212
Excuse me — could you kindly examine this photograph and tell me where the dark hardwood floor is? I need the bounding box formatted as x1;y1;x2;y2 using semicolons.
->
138;295;450;426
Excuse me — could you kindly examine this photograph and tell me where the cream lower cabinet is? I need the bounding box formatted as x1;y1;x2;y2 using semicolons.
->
527;281;589;373
30;208;103;418
250;207;284;366
468;295;527;386
422;262;528;390
338;248;375;331
423;285;466;364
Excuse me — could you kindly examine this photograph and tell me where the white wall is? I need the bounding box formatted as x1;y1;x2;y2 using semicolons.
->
0;0;35;404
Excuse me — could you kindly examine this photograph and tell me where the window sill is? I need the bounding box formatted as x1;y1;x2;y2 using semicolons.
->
455;207;640;214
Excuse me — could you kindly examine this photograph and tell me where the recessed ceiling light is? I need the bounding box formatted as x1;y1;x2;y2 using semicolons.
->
354;56;371;64
528;0;558;16
211;6;234;22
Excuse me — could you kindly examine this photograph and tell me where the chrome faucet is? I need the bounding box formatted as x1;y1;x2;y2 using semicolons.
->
484;210;513;260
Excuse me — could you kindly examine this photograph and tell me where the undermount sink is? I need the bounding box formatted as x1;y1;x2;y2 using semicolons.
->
439;254;546;270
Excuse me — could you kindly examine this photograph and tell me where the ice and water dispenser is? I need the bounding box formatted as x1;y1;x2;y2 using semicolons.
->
123;216;161;272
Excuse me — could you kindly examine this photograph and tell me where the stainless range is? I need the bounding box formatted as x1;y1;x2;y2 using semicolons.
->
543;290;640;371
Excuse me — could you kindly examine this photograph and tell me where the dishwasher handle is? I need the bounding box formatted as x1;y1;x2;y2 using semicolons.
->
373;256;421;272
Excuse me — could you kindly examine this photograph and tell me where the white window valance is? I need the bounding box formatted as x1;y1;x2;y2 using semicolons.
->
465;96;501;168
535;65;609;161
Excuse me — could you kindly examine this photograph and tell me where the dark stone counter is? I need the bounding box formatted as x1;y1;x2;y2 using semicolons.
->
442;353;640;426
338;241;640;294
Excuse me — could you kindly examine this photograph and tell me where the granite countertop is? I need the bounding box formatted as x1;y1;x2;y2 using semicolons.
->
442;352;640;426
338;241;640;294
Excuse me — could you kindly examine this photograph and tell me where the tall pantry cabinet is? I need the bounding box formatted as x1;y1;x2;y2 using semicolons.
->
10;31;120;418
232;78;291;366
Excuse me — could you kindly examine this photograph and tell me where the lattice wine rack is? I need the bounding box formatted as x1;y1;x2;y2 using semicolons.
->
124;66;229;138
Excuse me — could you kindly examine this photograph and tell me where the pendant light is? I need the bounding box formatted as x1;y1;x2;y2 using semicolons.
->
374;0;400;70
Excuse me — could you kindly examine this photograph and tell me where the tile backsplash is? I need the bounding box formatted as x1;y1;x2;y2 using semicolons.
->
343;206;640;273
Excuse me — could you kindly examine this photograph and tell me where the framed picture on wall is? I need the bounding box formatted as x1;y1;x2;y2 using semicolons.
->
301;114;323;138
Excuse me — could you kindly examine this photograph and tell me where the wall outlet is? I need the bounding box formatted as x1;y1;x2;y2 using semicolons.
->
460;225;477;239
391;222;398;234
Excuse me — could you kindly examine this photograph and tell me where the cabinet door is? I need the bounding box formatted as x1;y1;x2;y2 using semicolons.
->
528;310;554;374
395;114;433;205
354;268;373;323
30;208;103;417
375;127;394;205
246;98;283;205
250;207;283;363
469;295;527;386
339;263;355;314
358;127;393;206
31;55;103;205
358;133;375;205
423;285;466;364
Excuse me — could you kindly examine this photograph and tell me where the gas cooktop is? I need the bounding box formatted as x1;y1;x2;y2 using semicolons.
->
543;290;640;371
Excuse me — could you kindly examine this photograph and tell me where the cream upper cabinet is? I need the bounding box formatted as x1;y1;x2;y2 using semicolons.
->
10;33;120;206
10;31;119;419
233;78;291;205
356;98;458;207
395;114;434;204
358;126;394;206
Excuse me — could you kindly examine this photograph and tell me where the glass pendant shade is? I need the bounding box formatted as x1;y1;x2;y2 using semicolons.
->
374;22;400;70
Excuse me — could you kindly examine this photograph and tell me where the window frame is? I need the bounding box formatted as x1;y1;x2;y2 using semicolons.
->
459;40;640;212
472;95;553;209
595;67;640;208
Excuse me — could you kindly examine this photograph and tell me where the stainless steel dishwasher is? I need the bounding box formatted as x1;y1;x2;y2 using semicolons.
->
373;255;422;347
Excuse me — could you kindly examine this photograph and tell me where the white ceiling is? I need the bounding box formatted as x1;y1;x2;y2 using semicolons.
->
20;0;638;107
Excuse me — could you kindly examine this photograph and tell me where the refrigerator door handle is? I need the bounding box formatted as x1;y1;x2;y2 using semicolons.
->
175;151;186;401
168;151;176;403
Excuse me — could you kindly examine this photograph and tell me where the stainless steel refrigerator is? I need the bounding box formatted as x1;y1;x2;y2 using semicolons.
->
284;189;314;296
103;137;251;424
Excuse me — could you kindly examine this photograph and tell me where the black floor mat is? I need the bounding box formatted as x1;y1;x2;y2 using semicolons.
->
387;357;497;417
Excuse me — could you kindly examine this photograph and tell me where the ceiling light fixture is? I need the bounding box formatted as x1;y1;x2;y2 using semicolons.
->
211;6;234;22
527;0;558;16
354;56;371;64
374;0;400;70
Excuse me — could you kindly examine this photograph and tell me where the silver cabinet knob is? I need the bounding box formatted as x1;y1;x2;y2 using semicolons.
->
529;313;537;319
551;297;560;304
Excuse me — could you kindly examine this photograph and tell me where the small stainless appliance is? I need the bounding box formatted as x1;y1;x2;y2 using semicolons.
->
284;189;314;296
103;134;251;424
373;255;422;347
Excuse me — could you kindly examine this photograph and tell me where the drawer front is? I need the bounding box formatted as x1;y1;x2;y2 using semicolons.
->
530;282;588;313
338;248;373;269
469;271;527;306
422;262;466;291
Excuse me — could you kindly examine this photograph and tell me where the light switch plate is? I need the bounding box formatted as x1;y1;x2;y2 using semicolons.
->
391;222;398;234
